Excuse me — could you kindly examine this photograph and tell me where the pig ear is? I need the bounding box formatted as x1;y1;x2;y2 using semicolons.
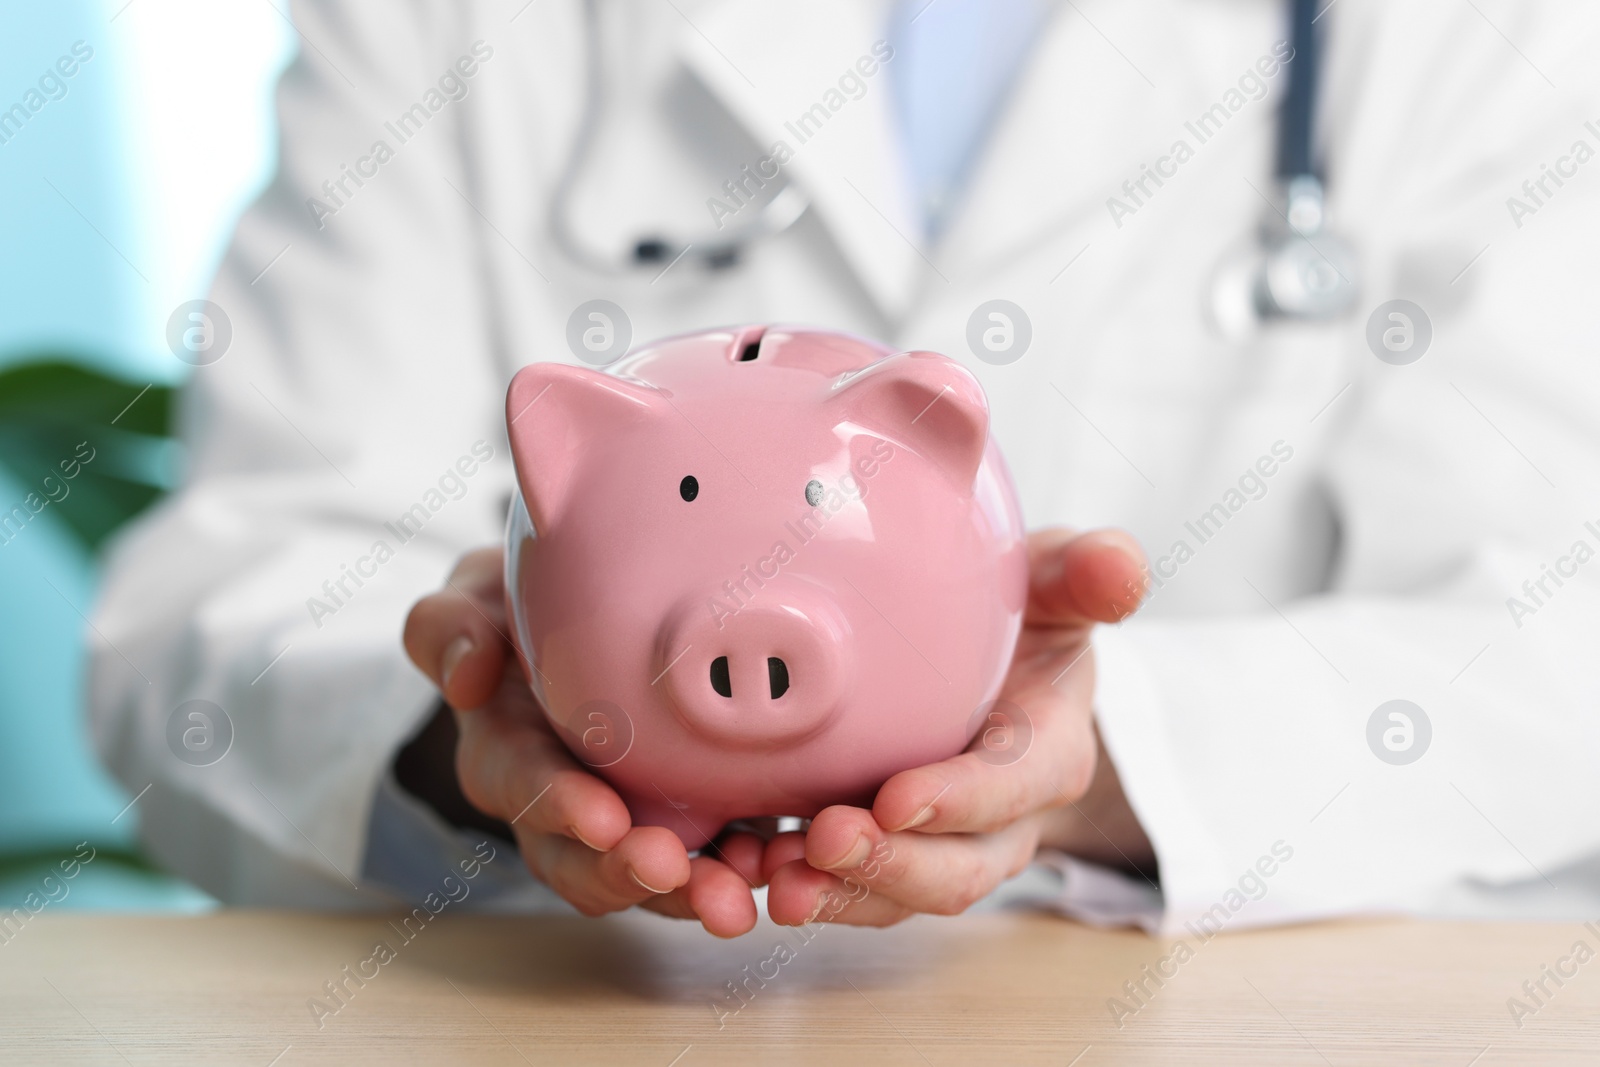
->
830;351;990;490
505;362;665;533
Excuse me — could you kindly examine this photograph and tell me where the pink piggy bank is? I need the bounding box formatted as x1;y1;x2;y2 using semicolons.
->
503;325;1027;848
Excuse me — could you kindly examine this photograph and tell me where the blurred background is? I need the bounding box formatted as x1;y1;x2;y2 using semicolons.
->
0;0;295;909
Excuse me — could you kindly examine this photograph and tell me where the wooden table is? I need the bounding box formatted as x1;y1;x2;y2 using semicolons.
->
3;911;1596;1064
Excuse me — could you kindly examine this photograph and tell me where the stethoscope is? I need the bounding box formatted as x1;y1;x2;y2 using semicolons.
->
1206;0;1360;334
551;0;1359;331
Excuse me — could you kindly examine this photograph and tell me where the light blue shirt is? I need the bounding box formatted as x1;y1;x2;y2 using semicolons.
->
887;0;1052;239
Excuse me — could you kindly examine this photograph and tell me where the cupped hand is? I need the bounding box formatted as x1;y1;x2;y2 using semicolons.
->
763;528;1153;926
402;547;766;937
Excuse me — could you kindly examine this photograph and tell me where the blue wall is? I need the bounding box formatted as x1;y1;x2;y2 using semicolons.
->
0;0;294;908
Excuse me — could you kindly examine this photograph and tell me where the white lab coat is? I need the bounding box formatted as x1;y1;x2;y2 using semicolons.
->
91;0;1600;931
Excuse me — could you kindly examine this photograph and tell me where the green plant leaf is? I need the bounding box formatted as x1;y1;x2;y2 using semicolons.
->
0;359;177;552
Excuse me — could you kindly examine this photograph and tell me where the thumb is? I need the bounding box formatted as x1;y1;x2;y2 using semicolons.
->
1025;527;1148;629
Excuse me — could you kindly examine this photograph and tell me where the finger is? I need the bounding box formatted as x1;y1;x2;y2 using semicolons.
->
403;548;511;710
403;587;508;711
521;824;690;916
871;706;1097;835
454;693;633;850
761;830;808;882
765;860;914;928
638;890;698;923
1026;527;1147;629
800;807;1040;917
708;830;769;888
445;546;506;598
681;855;760;937
639;854;761;937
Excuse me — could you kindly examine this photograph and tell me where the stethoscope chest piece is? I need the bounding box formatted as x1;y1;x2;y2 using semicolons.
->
1208;175;1360;339
1207;0;1361;338
1259;176;1360;319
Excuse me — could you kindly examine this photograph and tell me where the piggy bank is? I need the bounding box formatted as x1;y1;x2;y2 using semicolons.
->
503;325;1026;848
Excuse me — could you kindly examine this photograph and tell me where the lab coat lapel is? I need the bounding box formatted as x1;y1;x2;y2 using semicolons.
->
934;5;1191;287
677;0;925;321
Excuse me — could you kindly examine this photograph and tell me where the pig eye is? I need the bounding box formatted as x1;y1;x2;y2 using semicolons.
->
804;479;824;506
679;475;699;502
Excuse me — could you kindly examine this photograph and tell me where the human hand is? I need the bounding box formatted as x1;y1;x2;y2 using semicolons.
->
762;528;1152;926
402;547;768;937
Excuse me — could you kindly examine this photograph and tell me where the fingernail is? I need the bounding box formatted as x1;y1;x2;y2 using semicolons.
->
569;825;609;853
827;834;871;871
440;636;474;688
890;806;936;832
628;868;670;895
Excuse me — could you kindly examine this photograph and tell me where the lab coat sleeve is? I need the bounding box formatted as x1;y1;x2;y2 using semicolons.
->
88;0;514;904
1090;19;1600;933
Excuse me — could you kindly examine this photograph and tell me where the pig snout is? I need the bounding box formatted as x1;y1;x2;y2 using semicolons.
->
657;580;849;748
